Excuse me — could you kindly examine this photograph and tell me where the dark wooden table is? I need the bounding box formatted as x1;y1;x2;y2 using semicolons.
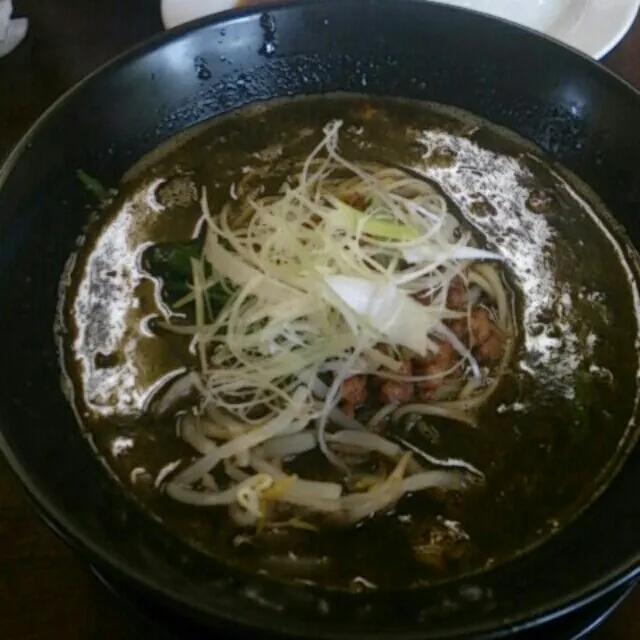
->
0;1;639;638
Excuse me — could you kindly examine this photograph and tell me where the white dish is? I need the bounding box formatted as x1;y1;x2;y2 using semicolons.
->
160;0;640;60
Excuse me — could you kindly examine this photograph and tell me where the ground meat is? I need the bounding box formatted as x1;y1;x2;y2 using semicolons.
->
446;276;467;310
469;308;503;364
378;359;414;404
476;333;502;363
381;380;413;404
341;376;367;405
449;318;469;341
340;376;367;416
415;384;434;403
414;342;457;401
469;308;494;345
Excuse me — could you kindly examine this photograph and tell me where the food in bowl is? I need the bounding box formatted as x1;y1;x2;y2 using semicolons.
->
56;95;640;591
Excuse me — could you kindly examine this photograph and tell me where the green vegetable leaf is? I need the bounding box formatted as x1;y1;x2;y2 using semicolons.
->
77;169;108;201
143;237;231;315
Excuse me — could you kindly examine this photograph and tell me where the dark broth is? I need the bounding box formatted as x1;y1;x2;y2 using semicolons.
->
57;95;640;591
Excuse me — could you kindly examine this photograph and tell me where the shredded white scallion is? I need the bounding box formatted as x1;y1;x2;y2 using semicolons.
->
156;120;511;527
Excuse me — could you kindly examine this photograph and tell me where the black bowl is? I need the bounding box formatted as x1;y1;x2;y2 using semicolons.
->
1;1;639;638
